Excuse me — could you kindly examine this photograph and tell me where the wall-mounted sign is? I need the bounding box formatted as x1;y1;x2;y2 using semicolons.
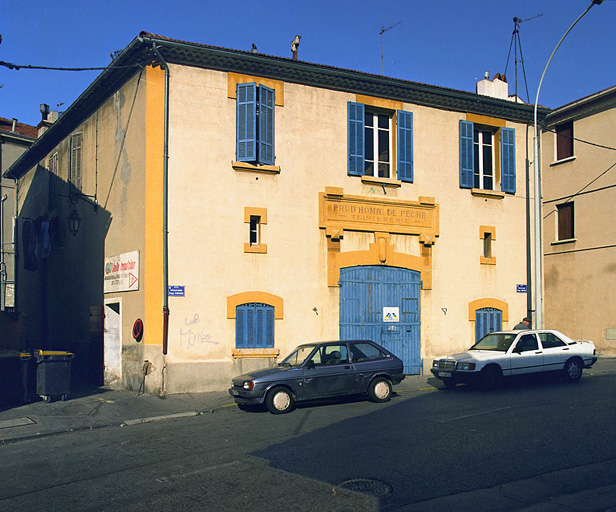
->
383;307;400;323
104;251;139;293
517;284;527;293
168;285;185;297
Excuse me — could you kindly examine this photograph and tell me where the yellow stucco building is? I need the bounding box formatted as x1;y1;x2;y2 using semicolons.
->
5;33;548;393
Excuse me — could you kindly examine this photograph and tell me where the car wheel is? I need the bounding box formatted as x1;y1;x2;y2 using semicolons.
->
368;377;392;403
480;365;502;390
442;378;457;389
563;358;583;382
265;386;295;414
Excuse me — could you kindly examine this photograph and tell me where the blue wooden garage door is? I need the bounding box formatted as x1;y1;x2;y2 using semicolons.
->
339;266;421;374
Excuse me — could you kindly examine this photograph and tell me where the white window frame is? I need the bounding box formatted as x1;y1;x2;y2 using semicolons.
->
474;128;495;190
364;110;393;179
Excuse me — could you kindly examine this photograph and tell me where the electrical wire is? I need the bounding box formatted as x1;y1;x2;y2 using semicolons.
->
0;60;142;71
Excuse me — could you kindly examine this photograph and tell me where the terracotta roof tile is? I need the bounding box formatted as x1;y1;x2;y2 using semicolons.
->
0;117;38;139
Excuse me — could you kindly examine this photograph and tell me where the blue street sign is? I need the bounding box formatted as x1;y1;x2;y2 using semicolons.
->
168;285;185;297
516;284;527;293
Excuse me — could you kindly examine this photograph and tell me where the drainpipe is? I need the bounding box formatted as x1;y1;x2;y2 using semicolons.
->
150;43;170;356
0;194;7;312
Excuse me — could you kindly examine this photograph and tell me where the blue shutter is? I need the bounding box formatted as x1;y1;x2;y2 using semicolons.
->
475;308;502;342
236;305;248;348
459;120;474;189
348;102;365;176
501;127;516;194
258;85;275;165
236;303;274;348
397;110;414;182
236;83;257;162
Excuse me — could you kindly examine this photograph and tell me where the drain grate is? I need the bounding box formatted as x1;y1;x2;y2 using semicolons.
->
333;478;394;498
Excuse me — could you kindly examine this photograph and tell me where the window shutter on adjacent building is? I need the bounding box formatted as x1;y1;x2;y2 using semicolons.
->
258;85;275;165
347;102;365;176
501;127;516;194
237;83;257;162
459;120;474;189
397;110;414;182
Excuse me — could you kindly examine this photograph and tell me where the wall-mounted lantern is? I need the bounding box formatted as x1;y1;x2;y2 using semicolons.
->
67;204;81;236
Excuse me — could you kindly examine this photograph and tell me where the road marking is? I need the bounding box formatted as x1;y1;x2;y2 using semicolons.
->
439;406;513;422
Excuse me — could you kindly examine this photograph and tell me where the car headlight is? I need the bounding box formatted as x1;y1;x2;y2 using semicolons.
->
243;381;255;390
456;362;476;371
432;360;441;368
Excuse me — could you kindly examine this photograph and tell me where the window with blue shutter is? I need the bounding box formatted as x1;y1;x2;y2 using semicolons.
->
347;102;364;176
236;303;275;348
475;307;502;342
500;127;516;194
397;110;413;182
459;120;474;189
236;83;275;165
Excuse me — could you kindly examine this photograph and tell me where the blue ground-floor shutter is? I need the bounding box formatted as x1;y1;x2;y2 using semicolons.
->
397;110;414;182
475;307;502;342
459;120;474;189
501;127;516;194
236;303;274;348
348;102;365;176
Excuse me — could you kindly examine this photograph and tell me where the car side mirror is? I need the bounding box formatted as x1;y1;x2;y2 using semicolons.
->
306;360;315;369
513;346;522;354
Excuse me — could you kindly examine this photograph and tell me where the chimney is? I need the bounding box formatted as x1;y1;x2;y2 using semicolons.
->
291;35;301;60
11;118;17;132
476;72;510;100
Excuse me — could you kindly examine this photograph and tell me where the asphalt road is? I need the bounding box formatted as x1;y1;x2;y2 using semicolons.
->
2;373;616;511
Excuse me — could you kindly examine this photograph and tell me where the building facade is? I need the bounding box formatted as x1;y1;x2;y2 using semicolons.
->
5;33;547;393
542;85;616;354
0;116;37;349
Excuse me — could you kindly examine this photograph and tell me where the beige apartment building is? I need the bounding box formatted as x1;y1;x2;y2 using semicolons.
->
542;85;616;354
5;33;547;393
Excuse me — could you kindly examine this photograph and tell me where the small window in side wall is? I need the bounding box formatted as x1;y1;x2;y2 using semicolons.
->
348;103;413;182
557;202;574;241
459;121;515;194
236;303;274;348
475;307;502;342
555;121;574;161
69;133;83;192
236;83;275;166
244;207;267;253
480;226;496;265
48;152;59;209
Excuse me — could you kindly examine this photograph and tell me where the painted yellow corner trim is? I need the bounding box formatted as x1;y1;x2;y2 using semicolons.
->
356;95;403;111
480;256;497;265
471;189;505;199
468;298;509;322
232;348;280;359
144;65;165;346
227;292;284;319
227;73;284;106
361;176;402;188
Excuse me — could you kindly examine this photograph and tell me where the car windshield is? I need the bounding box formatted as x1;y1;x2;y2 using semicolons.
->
279;345;317;367
470;333;517;352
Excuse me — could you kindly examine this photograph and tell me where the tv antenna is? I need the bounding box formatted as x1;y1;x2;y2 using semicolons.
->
504;13;542;103
380;21;402;75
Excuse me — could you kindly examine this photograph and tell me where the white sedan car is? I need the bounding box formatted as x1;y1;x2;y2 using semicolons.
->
431;329;597;389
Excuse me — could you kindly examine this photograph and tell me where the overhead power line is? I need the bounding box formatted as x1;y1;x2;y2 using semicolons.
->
0;60;142;72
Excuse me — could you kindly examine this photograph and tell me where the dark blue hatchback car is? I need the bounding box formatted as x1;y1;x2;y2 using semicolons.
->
229;340;405;414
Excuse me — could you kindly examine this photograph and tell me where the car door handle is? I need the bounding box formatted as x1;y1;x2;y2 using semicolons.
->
563;347;569;351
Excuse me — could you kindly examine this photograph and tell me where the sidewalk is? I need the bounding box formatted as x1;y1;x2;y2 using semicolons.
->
2;356;615;445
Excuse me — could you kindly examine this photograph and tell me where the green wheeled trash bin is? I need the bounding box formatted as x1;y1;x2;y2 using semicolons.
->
34;350;74;402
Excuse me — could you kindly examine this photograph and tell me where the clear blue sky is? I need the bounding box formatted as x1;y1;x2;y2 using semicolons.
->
1;0;615;127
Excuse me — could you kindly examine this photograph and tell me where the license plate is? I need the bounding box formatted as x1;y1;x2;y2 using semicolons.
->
438;372;451;378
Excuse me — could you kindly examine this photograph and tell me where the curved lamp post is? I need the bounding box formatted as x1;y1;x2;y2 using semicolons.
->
532;0;604;329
